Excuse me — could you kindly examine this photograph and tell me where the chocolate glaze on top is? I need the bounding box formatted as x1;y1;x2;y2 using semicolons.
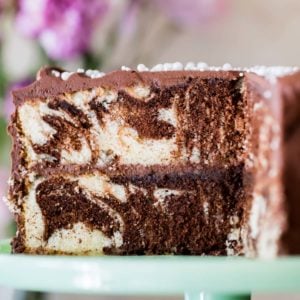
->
12;67;242;105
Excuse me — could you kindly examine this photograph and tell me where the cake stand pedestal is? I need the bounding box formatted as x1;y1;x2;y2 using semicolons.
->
1;239;300;300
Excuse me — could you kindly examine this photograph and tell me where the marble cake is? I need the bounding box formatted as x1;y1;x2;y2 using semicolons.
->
5;63;300;256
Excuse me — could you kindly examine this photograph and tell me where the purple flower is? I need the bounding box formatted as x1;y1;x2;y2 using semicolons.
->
3;79;32;121
16;0;110;60
153;0;227;26
0;0;6;12
0;169;11;238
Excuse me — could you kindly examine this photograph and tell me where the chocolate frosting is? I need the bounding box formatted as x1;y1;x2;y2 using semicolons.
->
12;67;241;105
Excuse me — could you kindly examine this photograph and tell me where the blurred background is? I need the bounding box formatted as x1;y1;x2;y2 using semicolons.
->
1;0;300;299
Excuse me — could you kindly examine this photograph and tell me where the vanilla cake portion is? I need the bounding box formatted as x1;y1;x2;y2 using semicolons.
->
6;64;300;256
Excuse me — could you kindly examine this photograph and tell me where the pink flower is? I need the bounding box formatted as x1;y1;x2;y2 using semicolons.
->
153;0;227;26
3;79;32;122
0;169;11;238
0;0;6;12
16;0;110;60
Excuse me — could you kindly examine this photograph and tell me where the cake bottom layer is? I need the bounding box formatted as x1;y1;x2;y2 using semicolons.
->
12;165;277;256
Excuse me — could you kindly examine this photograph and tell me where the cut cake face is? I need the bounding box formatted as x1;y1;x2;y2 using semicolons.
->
6;64;300;256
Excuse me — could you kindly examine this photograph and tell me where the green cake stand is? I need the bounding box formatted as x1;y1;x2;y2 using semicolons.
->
1;239;300;300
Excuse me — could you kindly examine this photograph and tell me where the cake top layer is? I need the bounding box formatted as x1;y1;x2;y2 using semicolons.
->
12;63;299;105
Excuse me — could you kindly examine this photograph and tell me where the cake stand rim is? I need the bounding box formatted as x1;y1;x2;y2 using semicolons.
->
1;239;300;295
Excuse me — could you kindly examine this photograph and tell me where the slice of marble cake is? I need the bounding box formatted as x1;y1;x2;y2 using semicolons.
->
5;64;300;256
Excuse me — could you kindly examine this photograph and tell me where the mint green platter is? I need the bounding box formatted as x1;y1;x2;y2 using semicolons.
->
1;239;300;300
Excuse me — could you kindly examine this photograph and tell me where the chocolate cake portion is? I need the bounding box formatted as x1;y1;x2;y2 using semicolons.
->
13;69;247;170
6;64;297;256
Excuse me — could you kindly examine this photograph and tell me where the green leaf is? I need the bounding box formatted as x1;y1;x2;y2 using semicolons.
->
0;117;11;167
0;47;8;99
83;51;103;70
0;238;11;254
